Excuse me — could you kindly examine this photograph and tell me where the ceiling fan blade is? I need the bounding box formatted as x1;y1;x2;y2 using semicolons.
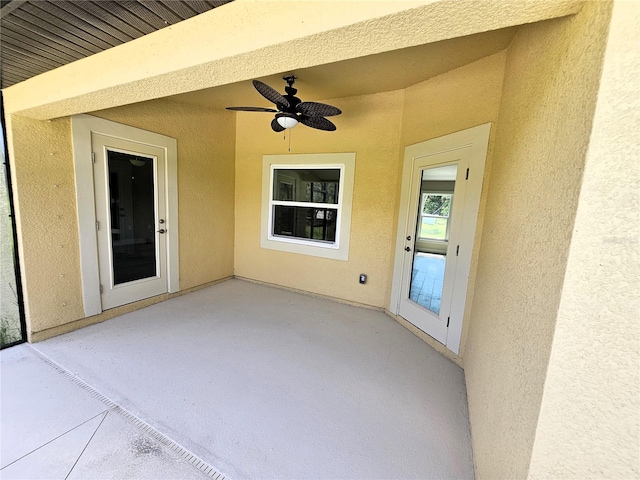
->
271;117;285;132
226;106;279;112
253;80;290;110
296;101;342;117
300;115;336;131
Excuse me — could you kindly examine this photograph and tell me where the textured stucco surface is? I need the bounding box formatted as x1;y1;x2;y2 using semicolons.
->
8;99;235;335
2;1;582;120
234;90;404;308
94;99;235;291
399;52;506;358
8;116;85;334
400;52;506;147
528;1;640;477
463;2;614;479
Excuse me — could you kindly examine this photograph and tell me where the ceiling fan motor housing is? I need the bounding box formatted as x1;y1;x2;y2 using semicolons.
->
283;94;301;113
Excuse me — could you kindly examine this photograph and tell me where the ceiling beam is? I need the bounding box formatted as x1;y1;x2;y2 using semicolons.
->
3;0;584;120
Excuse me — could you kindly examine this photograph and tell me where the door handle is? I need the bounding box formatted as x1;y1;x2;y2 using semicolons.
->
158;229;166;234
404;246;411;252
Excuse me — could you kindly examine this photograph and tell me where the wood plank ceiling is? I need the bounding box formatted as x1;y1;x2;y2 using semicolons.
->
0;0;233;89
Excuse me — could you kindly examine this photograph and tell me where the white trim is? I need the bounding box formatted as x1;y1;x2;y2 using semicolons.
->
165;137;179;294
261;153;355;261
390;123;491;354
71;114;179;317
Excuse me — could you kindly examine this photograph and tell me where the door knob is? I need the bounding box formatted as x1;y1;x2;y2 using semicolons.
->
158;229;166;234
159;219;165;224
406;235;411;241
404;246;411;252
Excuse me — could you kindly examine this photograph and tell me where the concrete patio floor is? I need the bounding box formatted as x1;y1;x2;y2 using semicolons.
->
0;345;219;479
1;279;474;479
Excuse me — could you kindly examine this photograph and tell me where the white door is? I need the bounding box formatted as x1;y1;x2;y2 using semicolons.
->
390;124;490;354
92;133;168;309
397;148;470;344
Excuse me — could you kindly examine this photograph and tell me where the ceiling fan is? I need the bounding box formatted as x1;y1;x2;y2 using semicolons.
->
226;76;342;132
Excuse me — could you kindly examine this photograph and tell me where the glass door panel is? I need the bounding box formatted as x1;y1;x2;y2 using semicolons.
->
107;150;157;285
408;164;457;315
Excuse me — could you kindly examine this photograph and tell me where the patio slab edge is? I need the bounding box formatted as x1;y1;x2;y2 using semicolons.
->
26;344;229;480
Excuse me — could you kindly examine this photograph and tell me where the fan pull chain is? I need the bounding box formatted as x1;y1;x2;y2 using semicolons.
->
288;128;292;152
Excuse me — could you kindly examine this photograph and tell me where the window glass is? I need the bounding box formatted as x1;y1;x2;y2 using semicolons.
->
262;154;354;261
273;206;337;242
419;193;452;241
273;169;340;204
270;167;342;246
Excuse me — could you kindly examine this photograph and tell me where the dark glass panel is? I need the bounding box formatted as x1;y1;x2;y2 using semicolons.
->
273;168;340;204
107;151;157;285
273;206;337;243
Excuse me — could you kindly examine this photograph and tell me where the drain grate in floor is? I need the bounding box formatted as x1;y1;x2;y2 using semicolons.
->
28;345;228;480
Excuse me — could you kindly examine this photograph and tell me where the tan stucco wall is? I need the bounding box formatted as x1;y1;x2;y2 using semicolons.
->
528;1;640;476
7;99;235;335
463;2;614;479
234;90;404;307
8;116;85;333
399;52;507;358
400;52;506;147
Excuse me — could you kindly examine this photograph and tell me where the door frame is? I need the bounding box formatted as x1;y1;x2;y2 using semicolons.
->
389;123;491;354
71;114;179;317
397;150;471;345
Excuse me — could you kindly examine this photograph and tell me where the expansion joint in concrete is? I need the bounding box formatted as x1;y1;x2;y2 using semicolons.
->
26;344;229;480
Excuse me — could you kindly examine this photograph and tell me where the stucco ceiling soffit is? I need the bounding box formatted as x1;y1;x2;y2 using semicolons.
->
172;27;518;108
3;0;584;120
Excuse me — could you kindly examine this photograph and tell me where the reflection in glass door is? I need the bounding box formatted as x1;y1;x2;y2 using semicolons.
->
107;151;157;285
408;165;457;315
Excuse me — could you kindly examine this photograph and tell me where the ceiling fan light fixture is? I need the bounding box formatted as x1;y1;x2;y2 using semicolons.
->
276;113;299;129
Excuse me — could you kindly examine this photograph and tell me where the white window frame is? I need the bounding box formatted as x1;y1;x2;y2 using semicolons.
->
261;153;355;261
268;164;344;248
419;192;453;242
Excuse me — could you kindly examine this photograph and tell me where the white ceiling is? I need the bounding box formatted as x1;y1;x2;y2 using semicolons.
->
170;26;518;109
423;165;458;181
